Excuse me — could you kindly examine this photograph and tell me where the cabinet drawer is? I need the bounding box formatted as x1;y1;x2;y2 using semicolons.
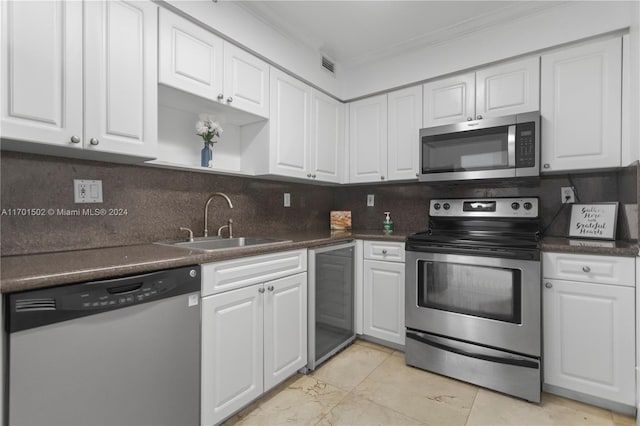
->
543;252;635;287
202;249;307;296
363;241;405;262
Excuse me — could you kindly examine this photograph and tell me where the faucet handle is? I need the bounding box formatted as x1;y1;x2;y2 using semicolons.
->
217;219;234;238
179;227;194;242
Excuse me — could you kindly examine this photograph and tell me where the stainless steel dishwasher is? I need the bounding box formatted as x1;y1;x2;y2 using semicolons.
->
304;241;356;372
5;265;201;426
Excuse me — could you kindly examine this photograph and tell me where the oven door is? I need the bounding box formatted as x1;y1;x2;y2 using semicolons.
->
405;250;540;357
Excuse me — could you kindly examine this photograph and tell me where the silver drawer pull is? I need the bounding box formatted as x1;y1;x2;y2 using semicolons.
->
381;249;388;255
258;288;265;294
267;285;274;292
545;282;553;289
582;266;591;273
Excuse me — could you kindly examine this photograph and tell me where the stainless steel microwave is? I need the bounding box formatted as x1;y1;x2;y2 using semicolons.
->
418;111;540;182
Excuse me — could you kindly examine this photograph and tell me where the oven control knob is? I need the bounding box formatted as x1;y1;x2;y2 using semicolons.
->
523;202;533;210
511;202;520;210
433;203;441;210
443;203;450;210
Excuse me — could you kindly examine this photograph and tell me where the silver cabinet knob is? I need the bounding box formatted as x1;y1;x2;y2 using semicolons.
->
476;115;483;119
380;176;385;180
467;117;473;121
307;173;312;178
416;173;419;177
543;164;550;169
258;287;265;294
226;97;233;103
582;266;591;273
381;249;388;255
217;93;224;100
545;282;553;288
267;285;274;292
311;174;316;179
70;135;81;144
89;138;99;145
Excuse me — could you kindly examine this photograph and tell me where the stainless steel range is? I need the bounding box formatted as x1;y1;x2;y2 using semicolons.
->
405;197;541;402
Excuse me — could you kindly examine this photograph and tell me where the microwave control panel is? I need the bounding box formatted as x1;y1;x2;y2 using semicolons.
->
515;121;536;167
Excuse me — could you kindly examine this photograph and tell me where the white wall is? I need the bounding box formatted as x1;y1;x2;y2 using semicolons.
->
340;1;635;99
165;0;341;98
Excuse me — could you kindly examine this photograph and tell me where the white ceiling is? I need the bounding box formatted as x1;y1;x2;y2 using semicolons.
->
237;1;567;69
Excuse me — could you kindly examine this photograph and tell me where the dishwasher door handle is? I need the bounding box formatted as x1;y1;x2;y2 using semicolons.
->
106;282;143;295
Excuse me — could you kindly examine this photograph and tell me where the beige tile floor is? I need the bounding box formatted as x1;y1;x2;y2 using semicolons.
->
224;339;636;426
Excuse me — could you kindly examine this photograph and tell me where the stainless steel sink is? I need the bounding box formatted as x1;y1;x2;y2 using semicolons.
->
160;236;291;252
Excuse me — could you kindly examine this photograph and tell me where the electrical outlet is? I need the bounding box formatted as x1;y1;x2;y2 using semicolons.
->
561;186;575;203
283;193;291;207
367;194;375;207
74;179;103;203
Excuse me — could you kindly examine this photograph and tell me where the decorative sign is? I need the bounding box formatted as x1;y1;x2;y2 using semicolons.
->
330;211;352;230
568;203;618;240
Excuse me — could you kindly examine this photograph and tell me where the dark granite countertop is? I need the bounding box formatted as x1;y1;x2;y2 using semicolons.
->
541;237;638;257
7;231;633;294
0;230;407;294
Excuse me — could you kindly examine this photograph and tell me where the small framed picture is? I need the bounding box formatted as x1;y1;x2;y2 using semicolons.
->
568;202;618;240
330;211;352;230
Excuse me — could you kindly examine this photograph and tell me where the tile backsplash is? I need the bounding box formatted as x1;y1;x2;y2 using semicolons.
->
1;151;637;256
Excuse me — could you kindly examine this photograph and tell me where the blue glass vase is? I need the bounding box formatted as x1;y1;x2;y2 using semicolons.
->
200;142;212;167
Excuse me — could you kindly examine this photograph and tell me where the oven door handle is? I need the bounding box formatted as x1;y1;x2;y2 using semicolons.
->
406;331;538;369
507;125;516;167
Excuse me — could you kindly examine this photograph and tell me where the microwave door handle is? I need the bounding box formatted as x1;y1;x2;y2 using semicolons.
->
507;125;516;167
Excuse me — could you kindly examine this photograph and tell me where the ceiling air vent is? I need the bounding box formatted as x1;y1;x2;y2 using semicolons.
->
321;56;335;75
15;298;56;312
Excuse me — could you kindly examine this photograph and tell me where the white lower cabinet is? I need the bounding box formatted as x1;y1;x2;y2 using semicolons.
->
201;251;307;426
542;252;636;410
362;241;405;346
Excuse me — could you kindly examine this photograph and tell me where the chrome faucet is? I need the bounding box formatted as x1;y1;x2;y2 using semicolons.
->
204;192;233;237
217;218;233;238
179;227;194;242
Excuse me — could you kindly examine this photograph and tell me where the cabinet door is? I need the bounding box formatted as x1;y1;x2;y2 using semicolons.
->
363;260;405;345
543;279;635;406
84;0;157;158
223;43;269;118
387;86;422;181
158;8;224;102
476;56;540;119
201;285;263;426
269;68;312;178
264;273;307;391
541;38;622;172
1;0;82;147
349;94;387;183
310;90;344;183
422;72;475;127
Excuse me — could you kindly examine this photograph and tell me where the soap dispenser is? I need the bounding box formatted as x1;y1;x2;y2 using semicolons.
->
383;211;394;234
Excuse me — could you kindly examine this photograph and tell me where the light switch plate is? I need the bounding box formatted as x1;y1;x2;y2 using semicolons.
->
284;192;291;207
74;179;103;203
367;194;375;207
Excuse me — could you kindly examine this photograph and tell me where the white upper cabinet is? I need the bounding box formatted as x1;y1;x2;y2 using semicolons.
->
158;9;269;118
387;86;422;181
158;8;223;100
423;73;475;127
310;90;344;183
223;44;270;117
267;68;343;183
1;0;157;160
349;88;421;183
476;56;540;119
541;38;622;172
349;94;387;183
84;0;157;158
269;68;312;179
423;57;539;127
1;0;83;148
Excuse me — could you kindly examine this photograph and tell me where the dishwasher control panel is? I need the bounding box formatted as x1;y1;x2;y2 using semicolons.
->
63;279;177;310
